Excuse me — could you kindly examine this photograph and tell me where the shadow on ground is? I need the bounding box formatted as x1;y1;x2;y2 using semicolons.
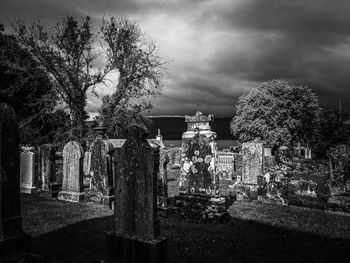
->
31;215;350;263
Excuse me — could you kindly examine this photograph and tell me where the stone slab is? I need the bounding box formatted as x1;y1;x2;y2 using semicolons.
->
106;232;167;263
58;191;85;202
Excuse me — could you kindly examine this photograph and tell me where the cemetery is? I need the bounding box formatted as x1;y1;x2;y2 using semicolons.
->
1;6;350;262
1;105;350;262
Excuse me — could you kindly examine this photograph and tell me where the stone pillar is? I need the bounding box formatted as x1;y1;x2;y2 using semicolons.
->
37;143;56;190
58;141;84;202
20;146;36;194
107;125;167;263
0;103;31;259
88;124;114;204
158;149;169;207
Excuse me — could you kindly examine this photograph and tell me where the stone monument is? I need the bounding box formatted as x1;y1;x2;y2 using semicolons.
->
87;123;114;204
106;125;167;263
0;102;31;259
180;111;218;195
37;143;56;190
58;141;85;202
20;146;36;194
241;142;264;198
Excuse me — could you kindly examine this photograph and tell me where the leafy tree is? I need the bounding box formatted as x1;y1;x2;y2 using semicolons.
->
313;108;350;158
99;17;166;137
0;26;62;145
11;16;110;141
230;79;320;148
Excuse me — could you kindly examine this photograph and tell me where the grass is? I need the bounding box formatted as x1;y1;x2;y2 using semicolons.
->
21;194;350;263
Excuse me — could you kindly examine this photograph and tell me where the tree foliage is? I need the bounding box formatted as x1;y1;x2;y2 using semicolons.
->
99;17;166;137
0;27;67;145
230;79;320;148
11;16;110;141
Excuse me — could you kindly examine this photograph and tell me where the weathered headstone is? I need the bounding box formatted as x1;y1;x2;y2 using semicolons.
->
83;151;91;176
37;143;56;190
158;149;170;217
20;146;36;194
180;132;217;195
0;103;31;259
88;124;114;204
242;142;264;185
57;141;84;202
107;125;167;263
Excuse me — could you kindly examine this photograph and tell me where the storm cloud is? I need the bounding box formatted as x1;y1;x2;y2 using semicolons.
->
1;0;349;117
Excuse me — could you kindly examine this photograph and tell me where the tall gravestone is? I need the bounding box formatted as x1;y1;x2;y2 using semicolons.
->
242;142;264;185
107;125;167;263
241;142;264;199
88;124;114;204
37;144;56;190
0;103;31;259
58;141;84;202
20;146;36;194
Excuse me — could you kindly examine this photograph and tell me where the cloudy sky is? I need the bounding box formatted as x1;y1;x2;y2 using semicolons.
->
1;0;350;117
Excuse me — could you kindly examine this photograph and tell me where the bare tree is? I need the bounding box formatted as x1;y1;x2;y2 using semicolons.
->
12;16;111;141
100;17;167;136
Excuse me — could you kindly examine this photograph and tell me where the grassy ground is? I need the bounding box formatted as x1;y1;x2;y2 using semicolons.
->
21;194;350;263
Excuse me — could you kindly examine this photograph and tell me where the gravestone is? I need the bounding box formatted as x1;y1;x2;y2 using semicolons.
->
37;144;56;190
88;124;114;204
242;142;264;186
0;103;31;259
180;132;218;195
20;146;36;194
83;151;91;176
107;125;167;263
58;141;84;202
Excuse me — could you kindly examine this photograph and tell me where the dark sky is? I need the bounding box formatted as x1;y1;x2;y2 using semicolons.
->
1;0;350;117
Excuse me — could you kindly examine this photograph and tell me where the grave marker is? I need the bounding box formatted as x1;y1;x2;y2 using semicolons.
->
107;125;167;263
0;102;31;259
20;146;36;194
58;141;84;202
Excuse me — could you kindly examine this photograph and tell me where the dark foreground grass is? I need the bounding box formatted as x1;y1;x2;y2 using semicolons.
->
21;194;350;263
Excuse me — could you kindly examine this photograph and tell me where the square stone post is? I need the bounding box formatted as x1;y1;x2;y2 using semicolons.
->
106;125;167;263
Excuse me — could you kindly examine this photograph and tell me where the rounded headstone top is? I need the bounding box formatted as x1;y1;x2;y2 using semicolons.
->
62;141;84;158
21;146;35;152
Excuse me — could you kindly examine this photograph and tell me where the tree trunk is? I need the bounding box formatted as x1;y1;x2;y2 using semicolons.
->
69;96;87;142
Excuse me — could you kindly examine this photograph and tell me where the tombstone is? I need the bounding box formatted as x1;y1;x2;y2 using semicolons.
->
20;146;36;194
242;142;264;185
264;147;272;157
158;149;170;217
57;141;84;202
88;124;114;204
0;103;31;259
83;151;91;176
37;144;56;190
180;131;218;195
106;125;167;263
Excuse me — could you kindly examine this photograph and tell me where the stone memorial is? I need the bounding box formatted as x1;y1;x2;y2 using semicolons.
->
87;123;114;204
242;142;264;186
58;141;84;202
0;102;31;259
107;125;167;263
20;146;36;194
37;143;56;190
